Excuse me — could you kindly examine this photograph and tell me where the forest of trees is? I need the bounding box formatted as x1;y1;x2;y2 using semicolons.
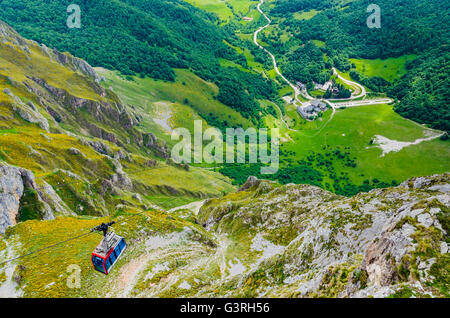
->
282;42;331;87
390;47;449;132
269;0;449;131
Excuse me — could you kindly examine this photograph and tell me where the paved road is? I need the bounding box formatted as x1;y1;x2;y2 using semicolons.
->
252;0;394;131
254;0;313;105
333;98;393;108
331;67;367;100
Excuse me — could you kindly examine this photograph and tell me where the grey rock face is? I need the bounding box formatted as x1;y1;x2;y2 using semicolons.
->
143;133;170;158
39;181;72;216
68;148;86;158
111;159;133;190
197;173;449;298
361;229;410;287
51;48;101;82
238;176;261;192
6;90;50;132
0;165;25;233
417;213;434;227
132;193;143;203
429;184;450;193
0;164;55;234
114;149;131;162
91;141;111;155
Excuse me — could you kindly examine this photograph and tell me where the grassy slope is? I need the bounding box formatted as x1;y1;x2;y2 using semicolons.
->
350;55;417;82
0;20;238;296
184;0;234;21
0;206;215;297
97;68;253;138
293;9;319;20
0;20;236;214
3;173;447;298
0;1;448;298
283;104;450;185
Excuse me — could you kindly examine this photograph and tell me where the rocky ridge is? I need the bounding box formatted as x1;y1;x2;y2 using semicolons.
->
0;164;55;234
0;124;448;297
192;174;449;297
38;173;446;299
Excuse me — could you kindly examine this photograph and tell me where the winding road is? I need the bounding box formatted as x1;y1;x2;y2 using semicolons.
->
331;67;366;100
254;0;313;105
252;0;394;131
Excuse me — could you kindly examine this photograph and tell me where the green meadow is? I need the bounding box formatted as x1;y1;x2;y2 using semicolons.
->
184;0;234;20
350;55;417;82
184;0;256;21
312;39;326;48
96;68;253;145
228;0;257;15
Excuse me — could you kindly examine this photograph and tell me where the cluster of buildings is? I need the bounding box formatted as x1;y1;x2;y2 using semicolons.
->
296;82;307;92
297;100;328;120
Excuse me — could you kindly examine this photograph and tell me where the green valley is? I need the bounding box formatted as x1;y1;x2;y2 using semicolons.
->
0;0;448;300
182;0;449;196
349;55;417;82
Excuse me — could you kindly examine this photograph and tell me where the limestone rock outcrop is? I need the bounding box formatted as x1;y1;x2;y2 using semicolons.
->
0;164;55;234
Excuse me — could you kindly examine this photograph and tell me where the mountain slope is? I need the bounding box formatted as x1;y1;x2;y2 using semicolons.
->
0;0;222;81
1;174;448;297
0;18;235;234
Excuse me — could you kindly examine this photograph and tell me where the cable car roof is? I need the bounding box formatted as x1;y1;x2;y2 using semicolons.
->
93;231;123;258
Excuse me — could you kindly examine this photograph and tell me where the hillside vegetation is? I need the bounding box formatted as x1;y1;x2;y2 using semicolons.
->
0;1;448;299
221;104;450;196
180;0;450;197
0;0;282;122
1;174;448;297
265;0;449;131
0;18;234;227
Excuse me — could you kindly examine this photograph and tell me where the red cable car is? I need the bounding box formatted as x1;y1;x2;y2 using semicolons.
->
91;222;127;275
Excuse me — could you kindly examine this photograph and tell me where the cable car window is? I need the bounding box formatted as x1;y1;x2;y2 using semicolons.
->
109;252;116;264
105;258;111;271
93;256;105;273
93;256;103;266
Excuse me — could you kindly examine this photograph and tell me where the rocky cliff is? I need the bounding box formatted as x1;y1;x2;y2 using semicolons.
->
0;164;55;234
190;174;449;297
3;173;444;298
